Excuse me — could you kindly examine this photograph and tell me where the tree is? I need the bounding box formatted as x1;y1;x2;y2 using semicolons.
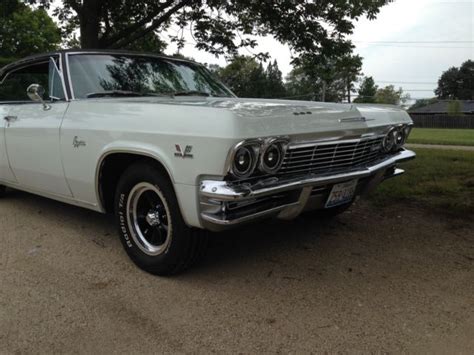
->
354;77;378;103
447;100;463;115
30;0;391;61
436;67;461;100
285;65;318;101
285;54;362;102
435;60;474;100
374;85;409;106
0;0;61;61
337;55;363;103
216;56;287;98
457;60;474;100
217;56;266;98
264;61;287;99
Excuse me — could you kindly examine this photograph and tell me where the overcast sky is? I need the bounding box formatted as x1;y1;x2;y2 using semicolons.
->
164;0;473;101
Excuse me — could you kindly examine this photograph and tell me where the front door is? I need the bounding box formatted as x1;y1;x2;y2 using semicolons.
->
1;58;72;197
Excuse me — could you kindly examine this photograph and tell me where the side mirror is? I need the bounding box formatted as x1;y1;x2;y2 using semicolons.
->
27;84;50;110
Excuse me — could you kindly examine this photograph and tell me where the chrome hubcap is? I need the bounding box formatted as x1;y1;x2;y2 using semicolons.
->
126;182;172;256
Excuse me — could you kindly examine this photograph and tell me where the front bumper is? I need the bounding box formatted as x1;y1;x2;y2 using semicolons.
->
199;149;416;231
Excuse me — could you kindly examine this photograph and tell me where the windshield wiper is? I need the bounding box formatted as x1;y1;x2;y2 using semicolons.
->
173;90;212;97
86;90;171;98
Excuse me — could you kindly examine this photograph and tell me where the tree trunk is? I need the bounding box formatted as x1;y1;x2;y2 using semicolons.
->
347;79;351;103
321;81;326;102
79;0;101;48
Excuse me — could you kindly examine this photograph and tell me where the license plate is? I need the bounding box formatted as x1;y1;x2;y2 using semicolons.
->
325;180;358;208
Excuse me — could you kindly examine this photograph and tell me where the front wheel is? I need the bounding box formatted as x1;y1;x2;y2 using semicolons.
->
0;185;6;198
114;162;207;276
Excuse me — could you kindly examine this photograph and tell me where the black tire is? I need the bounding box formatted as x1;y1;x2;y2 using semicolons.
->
0;185;6;198
114;161;208;276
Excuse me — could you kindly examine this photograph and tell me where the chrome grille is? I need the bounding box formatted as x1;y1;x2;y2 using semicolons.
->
280;136;385;175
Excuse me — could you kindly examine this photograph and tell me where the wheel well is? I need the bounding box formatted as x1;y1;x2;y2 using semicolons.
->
98;153;172;214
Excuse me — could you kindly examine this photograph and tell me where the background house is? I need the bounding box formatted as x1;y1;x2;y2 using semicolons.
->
409;100;474;129
410;100;474;116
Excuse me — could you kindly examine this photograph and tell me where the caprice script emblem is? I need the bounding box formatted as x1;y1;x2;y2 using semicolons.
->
72;136;86;148
174;144;193;159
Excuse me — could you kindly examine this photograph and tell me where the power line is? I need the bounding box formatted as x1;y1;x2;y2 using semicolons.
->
354;40;474;44
357;45;472;49
374;81;437;84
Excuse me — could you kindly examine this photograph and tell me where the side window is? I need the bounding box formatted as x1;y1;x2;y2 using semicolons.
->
0;62;49;102
49;58;66;100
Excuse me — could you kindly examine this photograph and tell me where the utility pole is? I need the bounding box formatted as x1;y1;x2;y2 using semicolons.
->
322;81;326;102
347;78;351;103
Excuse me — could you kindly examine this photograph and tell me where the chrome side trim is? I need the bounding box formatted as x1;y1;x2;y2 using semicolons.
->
64;53;75;99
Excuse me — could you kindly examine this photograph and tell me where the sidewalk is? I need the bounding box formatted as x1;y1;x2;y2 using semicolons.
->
406;143;474;152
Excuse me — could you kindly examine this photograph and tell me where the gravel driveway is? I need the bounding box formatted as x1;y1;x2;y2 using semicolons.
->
1;189;473;353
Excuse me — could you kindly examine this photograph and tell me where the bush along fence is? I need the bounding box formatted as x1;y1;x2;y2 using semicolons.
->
409;114;474;129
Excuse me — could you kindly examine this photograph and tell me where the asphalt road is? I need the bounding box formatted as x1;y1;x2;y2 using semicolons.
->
1;189;473;353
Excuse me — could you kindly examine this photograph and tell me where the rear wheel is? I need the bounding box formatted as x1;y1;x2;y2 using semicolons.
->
114;162;208;276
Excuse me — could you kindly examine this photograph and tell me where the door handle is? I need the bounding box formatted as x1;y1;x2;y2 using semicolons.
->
4;116;18;122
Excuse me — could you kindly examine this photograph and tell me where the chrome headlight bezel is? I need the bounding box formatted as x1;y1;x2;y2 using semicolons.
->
382;127;397;153
228;140;261;179
382;123;413;153
259;137;289;174
226;137;289;179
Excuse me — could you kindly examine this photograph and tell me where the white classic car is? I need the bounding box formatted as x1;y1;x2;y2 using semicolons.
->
0;50;415;275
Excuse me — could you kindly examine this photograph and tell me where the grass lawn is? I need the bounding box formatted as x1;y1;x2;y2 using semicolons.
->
370;148;474;217
407;128;474;146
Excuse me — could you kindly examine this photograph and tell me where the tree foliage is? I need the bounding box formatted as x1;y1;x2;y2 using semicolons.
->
354;76;378;103
30;0;391;62
217;56;287;98
265;60;287;99
374;85;409;106
285;54;362;102
435;60;474;100
0;0;61;60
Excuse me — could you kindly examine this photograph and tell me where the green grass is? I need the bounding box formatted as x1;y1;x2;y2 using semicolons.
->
370;148;474;216
407;128;474;146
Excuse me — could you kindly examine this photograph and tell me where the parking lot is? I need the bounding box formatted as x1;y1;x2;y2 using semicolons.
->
1;188;473;353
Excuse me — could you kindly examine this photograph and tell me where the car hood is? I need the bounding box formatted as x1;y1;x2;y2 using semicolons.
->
103;96;413;138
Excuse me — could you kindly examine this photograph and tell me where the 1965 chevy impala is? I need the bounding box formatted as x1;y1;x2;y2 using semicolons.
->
0;50;415;275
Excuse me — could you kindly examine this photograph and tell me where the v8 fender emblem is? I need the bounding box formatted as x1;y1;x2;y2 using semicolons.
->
174;144;193;159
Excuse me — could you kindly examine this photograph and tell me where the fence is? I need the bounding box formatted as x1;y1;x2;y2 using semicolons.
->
409;114;474;129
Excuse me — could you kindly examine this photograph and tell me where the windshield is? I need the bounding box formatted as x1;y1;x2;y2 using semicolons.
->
68;54;234;99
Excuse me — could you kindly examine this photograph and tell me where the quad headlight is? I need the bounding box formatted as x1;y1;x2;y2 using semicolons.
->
228;137;288;179
382;124;413;153
260;138;286;174
230;142;260;178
